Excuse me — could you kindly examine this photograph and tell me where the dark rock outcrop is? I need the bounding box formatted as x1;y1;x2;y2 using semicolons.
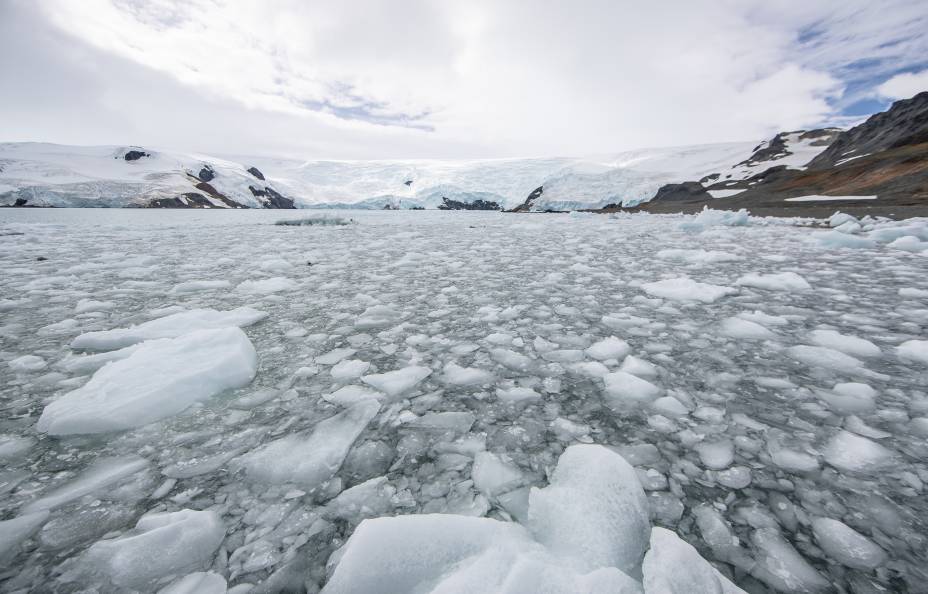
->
808;92;928;169
650;181;712;203
248;185;295;209
124;150;150;161
149;193;219;208
195;182;244;208
198;165;215;182
510;186;544;212
246;166;266;181
736;128;841;169
437;197;501;210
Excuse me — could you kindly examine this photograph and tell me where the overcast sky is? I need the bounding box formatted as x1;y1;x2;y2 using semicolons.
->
2;0;927;159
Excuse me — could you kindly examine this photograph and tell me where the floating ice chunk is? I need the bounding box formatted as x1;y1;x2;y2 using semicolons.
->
38;318;79;335
811;517;886;570
551;417;592;442
820;381;878;415
81;509;225;590
491;348;535;372
679;208;750;232
229;387;279;410
651;396;688;418
170;280;231;294
718;318;775;340
824;430;894;473
900;287;928;299
828;212;857;227
331;359;371;382
696;439;734;470
736;271;811;292
324;385;383;407
528;444;650;575
887;235;928;252
585;336;630;360
23;455;149;513
737;310;789;327
751;528;829;592
486;332;515;345
715;466;752;489
603;371;661;406
316;347;357;365
8;354;47;372
75;299;115;313
243;400;379;489
786;345;867;375
355;305;402;329
642;527;746;594
38;328;258;435
496;386;542;404
361;366;431;398
909;417;928;437
236;276;297;294
71;307;267;351
569;361;611;378
0;511;49;566
655;249;740;264
322;514;536;594
768;447;819;473
818;230;876;249
442;362;495;386
641;278;737;303
619;356;658;378
844;415;891;439
809;330;880;358
157;572;227;594
897;340;928;365
0;435;34;461
472;451;525;497
325;476;398;523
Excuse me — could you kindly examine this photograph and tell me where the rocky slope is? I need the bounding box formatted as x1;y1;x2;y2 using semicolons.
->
635;92;928;217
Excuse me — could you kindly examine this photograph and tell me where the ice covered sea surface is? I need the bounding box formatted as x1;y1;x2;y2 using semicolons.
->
2;208;928;593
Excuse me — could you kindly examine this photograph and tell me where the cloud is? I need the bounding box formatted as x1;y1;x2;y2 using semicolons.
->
2;0;927;158
877;70;928;100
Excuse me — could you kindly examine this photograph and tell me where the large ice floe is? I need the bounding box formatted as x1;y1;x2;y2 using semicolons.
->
2;208;928;592
324;445;740;594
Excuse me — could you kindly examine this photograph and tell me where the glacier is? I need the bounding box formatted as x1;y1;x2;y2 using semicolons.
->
1;137;833;211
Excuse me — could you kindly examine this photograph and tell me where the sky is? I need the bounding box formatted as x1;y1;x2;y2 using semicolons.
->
1;0;927;160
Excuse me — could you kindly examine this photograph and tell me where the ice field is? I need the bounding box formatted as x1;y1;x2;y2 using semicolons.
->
2;208;928;593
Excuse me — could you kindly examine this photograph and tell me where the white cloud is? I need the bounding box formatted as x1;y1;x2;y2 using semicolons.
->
2;0;926;158
877;70;928;100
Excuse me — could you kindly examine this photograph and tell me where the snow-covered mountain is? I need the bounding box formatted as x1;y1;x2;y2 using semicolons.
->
0;134;837;211
0;143;294;209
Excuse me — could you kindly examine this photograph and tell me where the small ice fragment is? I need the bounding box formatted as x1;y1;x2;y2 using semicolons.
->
824;430;894;473
361;366;431;398
736;272;811;291
585;337;630;361
811;517;886;570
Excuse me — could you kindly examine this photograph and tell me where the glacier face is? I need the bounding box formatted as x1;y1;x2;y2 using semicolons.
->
0;138;837;211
